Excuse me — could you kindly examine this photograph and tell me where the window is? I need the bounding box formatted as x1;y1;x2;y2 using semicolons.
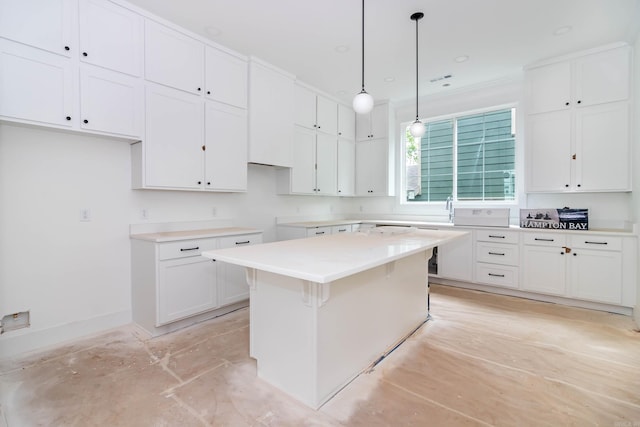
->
404;107;516;203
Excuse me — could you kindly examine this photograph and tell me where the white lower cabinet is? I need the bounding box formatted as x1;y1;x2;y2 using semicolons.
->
158;255;218;325
521;232;631;306
276;223;358;240
474;230;519;288
217;233;262;306
131;230;262;336
437;228;473;282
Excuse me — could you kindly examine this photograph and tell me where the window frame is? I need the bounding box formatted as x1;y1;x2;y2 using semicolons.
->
400;103;519;207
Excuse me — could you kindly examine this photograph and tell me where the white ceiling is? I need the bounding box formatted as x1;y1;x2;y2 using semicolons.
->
124;0;640;105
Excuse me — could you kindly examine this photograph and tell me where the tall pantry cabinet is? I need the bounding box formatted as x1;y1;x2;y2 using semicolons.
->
525;44;631;192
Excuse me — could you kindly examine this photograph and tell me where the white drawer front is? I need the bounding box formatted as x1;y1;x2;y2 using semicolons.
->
475;264;519;288
570;236;622;251
306;226;332;237
476;243;519;266
159;238;218;260
475;229;519;244
523;233;565;247
218;233;263;249
332;224;352;234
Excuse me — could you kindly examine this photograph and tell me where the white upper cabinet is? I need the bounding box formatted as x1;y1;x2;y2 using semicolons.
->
526;45;630;115
204;101;247;191
144;19;204;95
289;126;317;194
205;46;247;109
337;139;355;196
248;58;295;167
0;0;74;57
356;103;388;141
0;38;75;127
337;104;355;140
355;138;390;196
525;44;631;193
294;84;338;135
78;0;143;77
315;132;338;196
144;83;204;189
79;65;142;137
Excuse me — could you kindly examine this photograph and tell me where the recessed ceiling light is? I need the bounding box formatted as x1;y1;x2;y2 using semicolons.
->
384;76;395;83
205;26;221;37
454;55;469;63
335;45;350;53
553;25;572;36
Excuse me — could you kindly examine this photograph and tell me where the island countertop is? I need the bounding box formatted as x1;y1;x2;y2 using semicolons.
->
201;227;468;283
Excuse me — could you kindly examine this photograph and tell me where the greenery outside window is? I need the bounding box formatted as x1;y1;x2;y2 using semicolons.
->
405;107;516;203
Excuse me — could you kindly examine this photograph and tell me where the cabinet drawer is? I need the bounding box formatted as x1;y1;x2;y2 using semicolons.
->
218;233;263;249
475;264;519;288
332;224;352;234
523;233;565;246
306;226;332;237
158;238;218;260
476;243;519;266
475;229;519;244
570;236;622;251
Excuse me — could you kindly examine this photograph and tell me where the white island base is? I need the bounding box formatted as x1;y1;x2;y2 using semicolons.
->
246;249;431;409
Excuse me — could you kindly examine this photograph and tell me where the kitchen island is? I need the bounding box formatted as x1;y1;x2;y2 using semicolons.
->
201;227;467;409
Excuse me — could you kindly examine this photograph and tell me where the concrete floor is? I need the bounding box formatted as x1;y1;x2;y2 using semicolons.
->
1;284;639;426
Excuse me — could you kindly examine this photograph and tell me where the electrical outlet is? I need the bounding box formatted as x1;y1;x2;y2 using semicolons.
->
79;208;91;222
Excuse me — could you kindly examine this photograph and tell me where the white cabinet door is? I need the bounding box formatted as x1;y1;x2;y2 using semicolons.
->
78;0;143;77
248;59;294;167
521;245;566;296
306;226;332;237
145;84;204;189
0;39;74;127
437;229;473;282
526;110;572;192
144;19;204;95
294;83;316;129
569;249;622;304
575;102;630;192
356;103;388;141
0;0;74;57
290;126;316;194
525;61;571;114
356;139;389;196
205;46;247;108
337;139;355;196
157;256;217;325
315;133;337;196
337;104;355;140
204;101;247;191
574;47;630;107
218;234;262;306
79;65;142;137
316;95;337;135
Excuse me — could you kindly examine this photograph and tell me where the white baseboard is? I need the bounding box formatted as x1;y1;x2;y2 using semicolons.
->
0;310;131;360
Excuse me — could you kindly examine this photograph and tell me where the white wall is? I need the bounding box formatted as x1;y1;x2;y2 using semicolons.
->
0;123;350;358
634;34;640;328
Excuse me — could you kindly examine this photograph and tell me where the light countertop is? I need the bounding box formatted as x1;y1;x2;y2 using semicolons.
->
201;227;468;283
130;227;262;242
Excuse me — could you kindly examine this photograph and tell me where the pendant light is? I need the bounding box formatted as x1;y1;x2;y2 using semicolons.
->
409;12;426;138
353;0;374;114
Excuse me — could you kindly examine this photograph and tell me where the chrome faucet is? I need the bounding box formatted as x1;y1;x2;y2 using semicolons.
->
445;196;454;223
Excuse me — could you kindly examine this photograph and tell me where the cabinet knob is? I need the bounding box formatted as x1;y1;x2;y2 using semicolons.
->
83;119;88;124
197;181;202;185
573;253;577;256
560;252;564;255
82;52;88;57
313;124;317;128
577;100;582;104
207;182;211;185
64;46;70;51
66;116;71;121
565;102;569;106
338;132;342;135
577;184;581;188
565;184;569;188
197;87;201;91
201;145;206;151
207;90;211;95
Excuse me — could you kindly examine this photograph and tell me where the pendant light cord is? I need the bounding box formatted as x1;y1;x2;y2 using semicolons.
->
415;15;419;121
361;0;365;92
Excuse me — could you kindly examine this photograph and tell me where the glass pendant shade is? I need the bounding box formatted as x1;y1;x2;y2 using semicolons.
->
353;90;374;114
410;120;426;138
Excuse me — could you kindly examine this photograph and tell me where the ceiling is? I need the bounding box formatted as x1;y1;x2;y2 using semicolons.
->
124;0;640;105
